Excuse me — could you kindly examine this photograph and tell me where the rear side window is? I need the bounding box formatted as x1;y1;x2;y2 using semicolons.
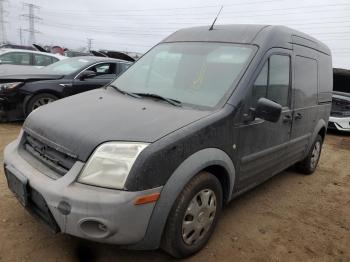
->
0;52;31;65
33;54;55;66
294;56;318;107
252;54;290;107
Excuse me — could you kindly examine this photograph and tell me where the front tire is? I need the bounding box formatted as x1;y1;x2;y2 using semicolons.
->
25;93;58;116
297;134;323;174
161;171;223;258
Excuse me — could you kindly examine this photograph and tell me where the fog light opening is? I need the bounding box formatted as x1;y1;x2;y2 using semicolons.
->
79;219;112;239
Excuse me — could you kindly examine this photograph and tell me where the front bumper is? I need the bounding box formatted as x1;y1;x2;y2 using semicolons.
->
328;116;350;132
3;140;162;245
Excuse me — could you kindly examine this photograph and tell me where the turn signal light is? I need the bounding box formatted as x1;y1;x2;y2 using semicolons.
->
134;192;160;205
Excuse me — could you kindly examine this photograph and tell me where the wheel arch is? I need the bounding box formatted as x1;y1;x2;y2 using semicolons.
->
203;165;231;204
128;148;236;250
23;90;62;115
309;119;327;150
318;126;326;141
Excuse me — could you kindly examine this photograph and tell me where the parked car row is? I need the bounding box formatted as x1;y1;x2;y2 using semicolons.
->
3;25;333;258
0;48;66;75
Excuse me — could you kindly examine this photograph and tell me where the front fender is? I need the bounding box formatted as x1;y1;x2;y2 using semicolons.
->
129;147;235;250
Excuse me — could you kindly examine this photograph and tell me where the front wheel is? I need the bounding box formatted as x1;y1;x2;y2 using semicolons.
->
25;93;58;116
161;171;223;258
297;134;323;174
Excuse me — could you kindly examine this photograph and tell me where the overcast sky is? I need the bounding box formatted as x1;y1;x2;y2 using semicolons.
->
3;0;350;68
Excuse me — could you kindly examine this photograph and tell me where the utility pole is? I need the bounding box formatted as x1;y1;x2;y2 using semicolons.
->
87;38;93;51
22;3;41;45
0;0;8;44
19;27;24;45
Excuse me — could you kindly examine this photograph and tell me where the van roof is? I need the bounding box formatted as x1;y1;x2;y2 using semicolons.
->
161;24;331;55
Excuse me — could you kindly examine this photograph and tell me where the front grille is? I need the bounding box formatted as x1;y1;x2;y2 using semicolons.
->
23;132;76;176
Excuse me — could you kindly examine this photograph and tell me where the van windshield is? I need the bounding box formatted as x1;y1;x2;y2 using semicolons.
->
111;42;254;108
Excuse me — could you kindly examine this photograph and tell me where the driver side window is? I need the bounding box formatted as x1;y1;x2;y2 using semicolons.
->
88;63;116;75
251;54;290;107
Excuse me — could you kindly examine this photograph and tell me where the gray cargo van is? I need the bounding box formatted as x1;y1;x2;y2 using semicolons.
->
3;25;332;258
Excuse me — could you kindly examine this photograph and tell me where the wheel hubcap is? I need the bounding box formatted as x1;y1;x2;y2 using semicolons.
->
32;97;55;111
310;141;321;169
182;189;217;245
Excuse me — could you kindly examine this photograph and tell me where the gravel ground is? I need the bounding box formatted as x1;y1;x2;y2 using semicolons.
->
0;123;349;262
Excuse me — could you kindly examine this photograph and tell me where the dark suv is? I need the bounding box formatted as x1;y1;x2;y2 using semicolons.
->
3;25;332;258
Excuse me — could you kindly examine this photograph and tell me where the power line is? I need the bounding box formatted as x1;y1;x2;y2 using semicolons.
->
41;17;350;31
39;18;350;38
36;0;280;15
22;3;41;45
39;2;350;18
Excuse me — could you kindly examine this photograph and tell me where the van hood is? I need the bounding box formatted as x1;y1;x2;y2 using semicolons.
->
23;88;212;161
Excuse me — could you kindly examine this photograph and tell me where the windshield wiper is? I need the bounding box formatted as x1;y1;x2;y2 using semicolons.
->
134;93;182;107
109;84;141;98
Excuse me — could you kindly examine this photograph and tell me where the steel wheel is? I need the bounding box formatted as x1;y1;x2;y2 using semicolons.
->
310;140;321;169
25;93;59;117
182;189;217;245
31;97;55;111
161;171;222;258
297;134;323;175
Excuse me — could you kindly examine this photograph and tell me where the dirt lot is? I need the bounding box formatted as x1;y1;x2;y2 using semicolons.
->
0;123;349;262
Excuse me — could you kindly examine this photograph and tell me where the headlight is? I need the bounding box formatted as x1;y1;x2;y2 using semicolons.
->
0;82;23;92
78;142;148;189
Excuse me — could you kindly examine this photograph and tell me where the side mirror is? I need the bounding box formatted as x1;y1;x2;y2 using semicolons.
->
79;70;97;80
253;98;282;122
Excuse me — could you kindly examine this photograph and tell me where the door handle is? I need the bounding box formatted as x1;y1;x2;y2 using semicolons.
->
295;113;303;120
283;114;292;123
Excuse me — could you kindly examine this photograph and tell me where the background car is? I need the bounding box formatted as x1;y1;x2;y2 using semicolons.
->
328;92;350;131
0;56;132;121
0;48;66;75
328;68;350;132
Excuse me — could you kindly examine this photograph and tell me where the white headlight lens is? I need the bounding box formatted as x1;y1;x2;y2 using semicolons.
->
78;142;148;189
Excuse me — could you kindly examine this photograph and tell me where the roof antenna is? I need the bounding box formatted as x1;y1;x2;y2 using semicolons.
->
209;6;223;31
